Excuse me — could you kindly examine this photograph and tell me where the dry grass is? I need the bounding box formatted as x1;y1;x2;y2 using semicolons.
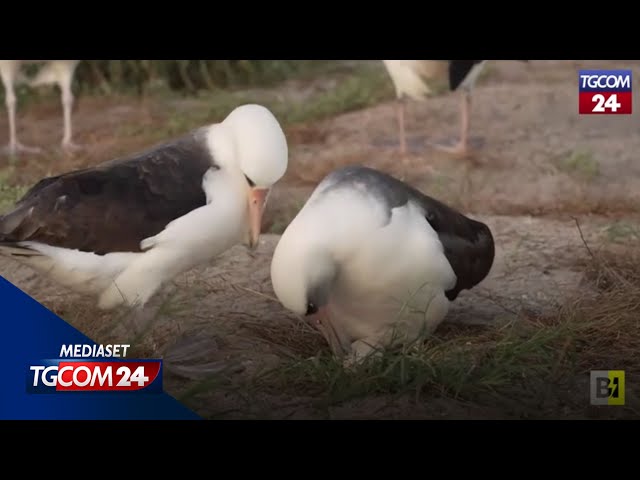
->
545;223;640;377
242;317;328;360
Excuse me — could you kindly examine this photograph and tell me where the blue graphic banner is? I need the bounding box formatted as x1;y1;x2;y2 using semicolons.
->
0;276;201;420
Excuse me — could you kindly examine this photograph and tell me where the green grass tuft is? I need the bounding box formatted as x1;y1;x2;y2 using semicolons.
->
556;149;600;181
605;221;639;243
249;319;568;407
0;167;28;214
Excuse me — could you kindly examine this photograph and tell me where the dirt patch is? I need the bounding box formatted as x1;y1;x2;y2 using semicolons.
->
1;60;640;419
280;60;640;217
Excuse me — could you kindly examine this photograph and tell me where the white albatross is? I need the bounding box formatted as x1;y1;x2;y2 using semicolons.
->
0;103;288;311
270;165;495;365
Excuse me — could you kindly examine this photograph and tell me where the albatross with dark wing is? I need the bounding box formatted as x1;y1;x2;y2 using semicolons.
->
270;165;494;365
0;103;288;311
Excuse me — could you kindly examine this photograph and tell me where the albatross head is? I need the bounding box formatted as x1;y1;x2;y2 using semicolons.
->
214;104;288;249
270;218;338;317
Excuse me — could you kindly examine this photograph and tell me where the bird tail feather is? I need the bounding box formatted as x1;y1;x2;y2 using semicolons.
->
0;242;41;258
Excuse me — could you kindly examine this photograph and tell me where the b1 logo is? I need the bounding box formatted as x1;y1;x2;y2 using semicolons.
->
578;69;633;115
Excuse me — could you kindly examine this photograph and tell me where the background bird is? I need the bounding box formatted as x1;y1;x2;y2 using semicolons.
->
270;164;495;366
0;60;82;156
0;103;288;313
382;60;488;159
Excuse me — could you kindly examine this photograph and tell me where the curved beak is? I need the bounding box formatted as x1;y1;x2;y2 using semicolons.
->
308;305;346;358
248;187;269;249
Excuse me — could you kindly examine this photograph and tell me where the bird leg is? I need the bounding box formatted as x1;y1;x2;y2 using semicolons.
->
427;90;474;157
1;71;42;156
458;89;471;152
60;80;82;153
391;96;446;180
395;97;407;156
394;98;418;180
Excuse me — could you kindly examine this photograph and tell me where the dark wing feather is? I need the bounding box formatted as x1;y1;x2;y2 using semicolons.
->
0;129;215;255
449;60;483;91
410;189;495;301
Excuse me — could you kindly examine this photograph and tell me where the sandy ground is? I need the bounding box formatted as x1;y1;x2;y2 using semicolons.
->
1;60;639;419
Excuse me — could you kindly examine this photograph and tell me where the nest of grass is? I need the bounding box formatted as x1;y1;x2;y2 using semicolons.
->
559;246;640;377
242;228;640;418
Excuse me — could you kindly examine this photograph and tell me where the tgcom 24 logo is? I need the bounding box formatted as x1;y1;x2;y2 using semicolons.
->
26;343;163;394
578;69;633;115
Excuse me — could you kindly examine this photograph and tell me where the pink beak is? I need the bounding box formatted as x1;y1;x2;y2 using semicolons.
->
248;187;269;249
308;305;345;357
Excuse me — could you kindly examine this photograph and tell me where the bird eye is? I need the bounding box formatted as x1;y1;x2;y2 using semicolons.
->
306;302;318;315
244;174;255;187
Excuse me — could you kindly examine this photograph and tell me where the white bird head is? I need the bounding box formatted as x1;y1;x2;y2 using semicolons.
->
270;212;338;317
207;103;289;249
221;103;288;188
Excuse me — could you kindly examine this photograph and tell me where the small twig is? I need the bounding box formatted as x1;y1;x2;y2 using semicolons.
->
236;285;279;303
572;216;595;260
473;290;522;318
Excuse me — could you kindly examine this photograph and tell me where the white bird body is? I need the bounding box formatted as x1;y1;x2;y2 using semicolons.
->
0;104;288;310
312;195;455;352
11;60;80;87
382;60;450;100
271;166;494;363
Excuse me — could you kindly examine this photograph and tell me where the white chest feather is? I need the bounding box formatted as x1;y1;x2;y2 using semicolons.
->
328;201;456;344
336;201;456;303
141;168;247;257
